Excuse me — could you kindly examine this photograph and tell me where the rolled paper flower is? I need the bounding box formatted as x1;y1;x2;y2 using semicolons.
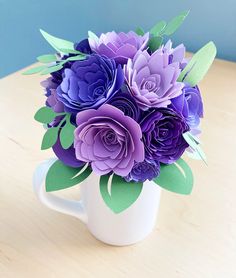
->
125;159;160;183
88;31;149;65
124;49;184;110
74;104;144;176
141;108;189;164
170;85;203;128
74;38;92;54
108;86;141;121
161;40;186;65
57;54;124;113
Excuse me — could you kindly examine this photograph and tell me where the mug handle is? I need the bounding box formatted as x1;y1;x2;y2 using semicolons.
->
33;159;87;224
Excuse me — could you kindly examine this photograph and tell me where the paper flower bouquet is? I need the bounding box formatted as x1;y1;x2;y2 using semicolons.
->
26;11;216;214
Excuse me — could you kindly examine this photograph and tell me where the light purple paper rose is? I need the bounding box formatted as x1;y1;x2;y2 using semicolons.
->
74;104;144;176
88;31;149;65
124;48;184;110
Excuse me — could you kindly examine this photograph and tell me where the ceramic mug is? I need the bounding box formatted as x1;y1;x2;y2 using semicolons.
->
33;159;161;246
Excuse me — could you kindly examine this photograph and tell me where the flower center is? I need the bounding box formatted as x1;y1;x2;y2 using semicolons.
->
103;130;118;145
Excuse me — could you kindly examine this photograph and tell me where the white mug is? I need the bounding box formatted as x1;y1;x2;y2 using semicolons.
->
33;159;161;246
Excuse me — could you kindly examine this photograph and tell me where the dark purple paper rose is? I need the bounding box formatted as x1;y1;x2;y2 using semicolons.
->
74;104;144;176
124;49;184;110
88;31;149;65
141;108;189;164
170;85;203;128
57;54;124;113
125;159;160;182
74;38;92;54
108;86;141;121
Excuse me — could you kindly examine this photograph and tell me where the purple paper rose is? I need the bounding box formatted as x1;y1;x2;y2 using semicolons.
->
141;108;189;164
88;31;149;65
170;85;203;128
57;54;124;113
74;104;144;176
125;159;160;182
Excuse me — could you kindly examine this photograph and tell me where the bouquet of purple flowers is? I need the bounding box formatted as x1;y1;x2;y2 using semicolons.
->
25;12;216;213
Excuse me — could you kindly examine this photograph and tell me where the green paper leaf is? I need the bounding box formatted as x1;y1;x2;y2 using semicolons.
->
88;31;99;42
150;21;166;36
34;107;58;124
60;121;76;149
22;65;46;75
163;10;189;36
135;27;145;36
41;127;59;150
148;36;163;52
37;54;57;63
100;174;143;213
60;48;84;54
154;158;193;195
178;41;217;86
40;29;74;53
40;64;64;75
66;55;86;61
46;161;92;192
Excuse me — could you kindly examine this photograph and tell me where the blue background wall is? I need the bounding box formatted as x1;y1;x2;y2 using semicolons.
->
0;0;235;78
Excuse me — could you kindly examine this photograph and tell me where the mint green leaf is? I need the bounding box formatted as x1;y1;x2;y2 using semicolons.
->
148;36;163;52
100;174;143;213
66;55;86;61
178;41;216;86
37;54;57;63
60;48;84;55
88;31;99;42
41;127;59;150
154;158;193;195
40;29;74;53
163;10;189;36
40;64;64;75
60;121;75;149
150;21;166;36
46;161;92;192
135;27;145;36
22;65;46;75
34;107;58;124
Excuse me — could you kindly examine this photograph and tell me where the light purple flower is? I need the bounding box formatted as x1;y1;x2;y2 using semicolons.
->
74;104;144;176
88;31;149;65
124;48;184;110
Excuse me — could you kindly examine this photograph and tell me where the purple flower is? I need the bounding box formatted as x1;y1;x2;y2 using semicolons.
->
108;86;141;121
74;38;92;54
161;40;186;65
170;85;203;128
141;108;189;164
74;104;144;176
124;49;184;110
88;31;149;65
125;159;160;182
57;54;124;113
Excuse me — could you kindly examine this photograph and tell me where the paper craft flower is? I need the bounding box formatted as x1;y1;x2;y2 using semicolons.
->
88;31;149;65
125;159;160;182
57;54;124;113
170;85;203;128
141;108;189;164
124;49;184;110
74;104;144;176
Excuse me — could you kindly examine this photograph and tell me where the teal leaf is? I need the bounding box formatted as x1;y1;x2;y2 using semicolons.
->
150;21;166;36
66;55;86;61
148;36;163;52
22;65;46;75
163;10;189;36
154;158;193;195
46;161;92;192
34;107;58;124
40;64;64;75
135;27;145;36
40;29;74;53
100;174;143;213
37;54;57;63
60;121;76;149
178;41;216;86
41;127;59;150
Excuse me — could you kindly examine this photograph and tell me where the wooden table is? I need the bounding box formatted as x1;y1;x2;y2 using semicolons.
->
0;58;236;278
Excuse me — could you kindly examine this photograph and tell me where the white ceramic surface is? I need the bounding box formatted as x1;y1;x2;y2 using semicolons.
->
33;159;161;246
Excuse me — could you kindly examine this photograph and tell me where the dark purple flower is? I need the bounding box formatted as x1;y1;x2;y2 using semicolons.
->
108;86;141;121
125;159;160;182
56;54;124;113
74;38;92;54
141;108;189;164
170;85;203;128
88;31;149;65
74;104;144;176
